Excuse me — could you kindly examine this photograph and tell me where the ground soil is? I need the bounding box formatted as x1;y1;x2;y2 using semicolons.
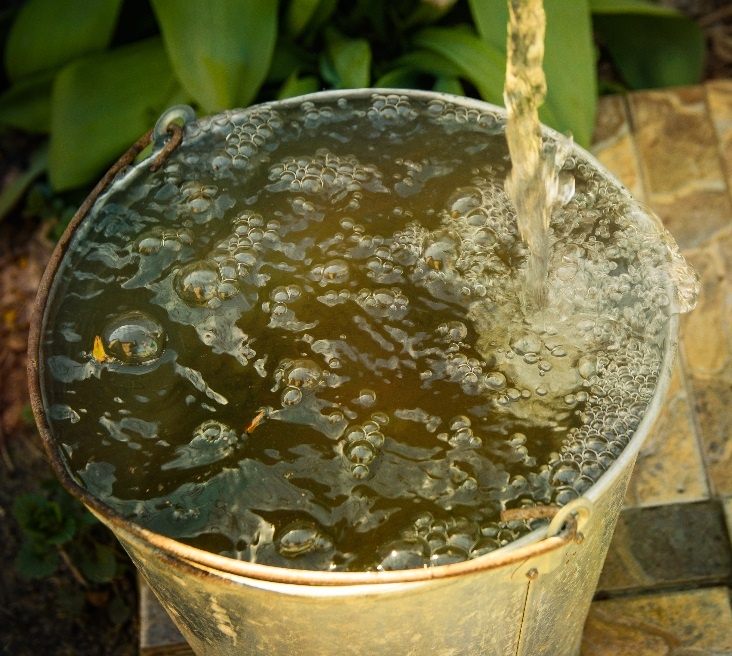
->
0;219;138;656
0;2;730;654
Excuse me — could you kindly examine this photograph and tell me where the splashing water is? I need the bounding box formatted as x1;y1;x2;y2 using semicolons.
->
504;0;574;311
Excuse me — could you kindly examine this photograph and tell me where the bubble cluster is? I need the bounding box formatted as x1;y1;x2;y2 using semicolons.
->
137;227;193;255
368;93;417;126
268;149;385;199
355;287;408;320
225;107;283;169
426;99;502;131
341;422;385;480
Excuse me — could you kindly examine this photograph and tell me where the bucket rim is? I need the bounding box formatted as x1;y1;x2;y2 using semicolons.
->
27;87;679;587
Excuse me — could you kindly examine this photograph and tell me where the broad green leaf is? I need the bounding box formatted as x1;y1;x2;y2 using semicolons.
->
12;494;50;530
46;515;76;546
5;0;122;81
50;38;183;191
15;542;59;579
300;0;338;44
78;543;117;583
467;0;506;52
594;14;704;89
325;29;371;89
589;0;679;16
152;0;278;111
286;0;322;37
277;72;319;99
403;0;459;28
433;75;465;96
267;40;314;84
374;68;423;89
392;50;464;79
0;71;54;133
412;27;505;105
467;0;596;146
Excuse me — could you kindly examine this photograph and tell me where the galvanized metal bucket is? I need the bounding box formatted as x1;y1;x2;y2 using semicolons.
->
28;89;679;656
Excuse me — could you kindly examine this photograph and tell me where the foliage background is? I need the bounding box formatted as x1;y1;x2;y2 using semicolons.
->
0;0;704;204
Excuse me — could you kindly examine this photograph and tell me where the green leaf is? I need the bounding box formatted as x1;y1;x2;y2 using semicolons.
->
433;75;465;96
594;14;704;89
49;38;183;191
267;41;314;84
467;0;596;146
298;0;338;44
403;0;459;28
277;72;319;99
392;50;464;79
13;492;77;544
78;543;117;583
0;71;54;133
286;0;322;37
324;29;371;89
13;494;51;529
0;143;47;223
152;0;278;112
15;541;59;579
466;0;506;52
589;0;679;16
374;67;423;89
5;0;123;81
46;514;76;545
412;26;505;105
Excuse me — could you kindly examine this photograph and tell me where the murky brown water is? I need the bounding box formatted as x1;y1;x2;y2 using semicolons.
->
40;89;695;571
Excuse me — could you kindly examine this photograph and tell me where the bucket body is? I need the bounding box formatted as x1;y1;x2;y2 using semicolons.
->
109;460;632;656
28;89;680;656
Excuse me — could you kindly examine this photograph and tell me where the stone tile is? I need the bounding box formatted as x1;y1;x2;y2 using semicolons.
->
681;234;732;379
682;230;732;495
582;587;732;656
628;86;732;248
597;501;732;595
686;376;732;497
139;578;192;656
706;80;732;192
624;360;708;508
592;95;644;199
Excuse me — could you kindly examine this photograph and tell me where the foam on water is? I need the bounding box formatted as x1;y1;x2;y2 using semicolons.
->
41;93;697;571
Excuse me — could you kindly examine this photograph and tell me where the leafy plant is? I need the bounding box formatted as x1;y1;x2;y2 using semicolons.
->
13;480;127;589
0;0;704;205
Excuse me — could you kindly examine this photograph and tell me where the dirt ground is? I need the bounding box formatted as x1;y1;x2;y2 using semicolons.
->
0;219;138;656
0;2;730;654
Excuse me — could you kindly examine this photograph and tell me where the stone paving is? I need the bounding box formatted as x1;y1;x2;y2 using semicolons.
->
138;83;732;654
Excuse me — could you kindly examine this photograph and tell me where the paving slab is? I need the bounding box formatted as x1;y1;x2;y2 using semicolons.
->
597;501;732;595
706;80;732;192
682;230;732;496
628;86;732;248
139;578;192;656
592;94;644;198
624;359;709;508
582;587;732;656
